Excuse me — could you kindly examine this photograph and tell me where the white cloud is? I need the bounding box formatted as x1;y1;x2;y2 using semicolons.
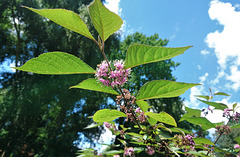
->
205;0;240;91
226;65;240;91
199;73;209;83
200;49;210;55
104;0;121;15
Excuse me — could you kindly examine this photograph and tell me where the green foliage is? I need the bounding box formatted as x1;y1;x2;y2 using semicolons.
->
88;0;123;42
183;117;215;130
136;100;149;113
15;52;96;74
93;109;127;122
193;138;215;145
124;45;192;69
23;6;96;41
197;99;228;111
70;78;119;95
145;112;177;127
136;80;200;101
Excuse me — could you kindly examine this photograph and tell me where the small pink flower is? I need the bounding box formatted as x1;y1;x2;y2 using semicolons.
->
146;145;155;155
104;122;112;129
135;108;141;113
124;147;134;157
223;108;232;117
234;144;240;149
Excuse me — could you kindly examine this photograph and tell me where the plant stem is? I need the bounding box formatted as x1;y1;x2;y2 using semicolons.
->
98;40;144;131
206;118;231;156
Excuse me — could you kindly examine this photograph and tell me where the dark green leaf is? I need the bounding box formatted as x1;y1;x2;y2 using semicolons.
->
15;52;95;75
88;0;123;41
136;80;200;101
235;136;240;144
93;109;126;122
70;78;119;95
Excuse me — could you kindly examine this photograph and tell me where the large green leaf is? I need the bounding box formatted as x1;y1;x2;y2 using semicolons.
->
124;45;192;69
193;138;214;145
136;80;200;101
198;99;228;111
88;0;123;41
183;117;215;130
15;52;95;74
93;109;126;122
23;6;95;41
70;78;119;95
214;92;230;96
145;112;177;127
179;107;201;122
136;100;148;113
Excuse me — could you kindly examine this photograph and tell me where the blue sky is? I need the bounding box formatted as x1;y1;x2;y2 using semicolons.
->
104;0;240;131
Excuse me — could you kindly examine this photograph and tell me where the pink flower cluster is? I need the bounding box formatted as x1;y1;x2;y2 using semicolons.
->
184;134;195;145
223;108;240;122
96;60;130;87
124;147;134;157
146;145;155;155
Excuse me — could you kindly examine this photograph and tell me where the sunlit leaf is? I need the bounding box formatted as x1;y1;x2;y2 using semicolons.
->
88;0;123;41
136;100;148;113
145;112;177;127
15;52;95;74
183;117;215;130
214;92;230;96
179;107;201;122
84;122;103;129
70;78;119;95
136;80;200;101
23;6;95;41
198;99;228;111
124;45;192;69
193;138;214;145
195;95;211;101
93;109;126;122
231;124;240;129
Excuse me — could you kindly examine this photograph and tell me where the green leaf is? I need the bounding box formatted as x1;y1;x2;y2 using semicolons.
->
15;52;95;74
103;150;123;155
70;78;119;95
148;117;158;126
126;132;143;138
179;106;201;122
84;122;103;129
233;103;238;111
193;138;214;145
183;117;215;130
235;136;240;144
124;45;192;69
169;128;192;134
136;100;148;113
195;95;211;101
93;109;126;122
145;112;177;127
136;80;200;101
88;0;123;41
214;92;230;96
23;6;95;41
197;99;228;111
231;124;240;129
